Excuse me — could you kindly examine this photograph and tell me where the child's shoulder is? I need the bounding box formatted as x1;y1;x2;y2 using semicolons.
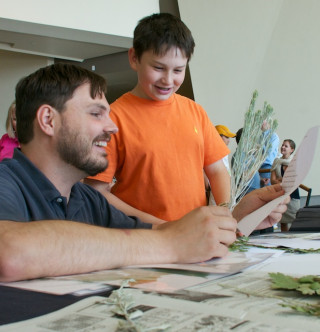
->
174;94;206;112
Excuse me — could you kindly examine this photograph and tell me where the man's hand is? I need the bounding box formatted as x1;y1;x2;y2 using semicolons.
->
233;184;290;229
157;206;237;263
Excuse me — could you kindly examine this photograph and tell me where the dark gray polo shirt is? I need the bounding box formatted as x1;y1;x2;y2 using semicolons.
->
0;149;151;229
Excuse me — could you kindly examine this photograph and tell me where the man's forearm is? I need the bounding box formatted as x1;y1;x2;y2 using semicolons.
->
0;203;239;282
0;219;168;282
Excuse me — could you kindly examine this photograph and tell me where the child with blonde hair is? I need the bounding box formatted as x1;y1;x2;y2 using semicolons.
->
0;101;20;161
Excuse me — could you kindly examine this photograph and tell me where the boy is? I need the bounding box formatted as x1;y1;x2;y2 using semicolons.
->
85;13;230;223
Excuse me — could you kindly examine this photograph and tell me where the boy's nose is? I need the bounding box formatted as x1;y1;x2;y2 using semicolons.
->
162;71;173;85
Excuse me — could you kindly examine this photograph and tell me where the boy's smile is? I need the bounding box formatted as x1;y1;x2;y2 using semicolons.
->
129;47;188;101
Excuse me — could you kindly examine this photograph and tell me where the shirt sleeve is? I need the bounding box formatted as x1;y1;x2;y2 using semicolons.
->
0;176;27;221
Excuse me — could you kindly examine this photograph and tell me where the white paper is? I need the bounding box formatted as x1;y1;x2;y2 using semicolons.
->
0;278;111;295
54;268;210;293
129;251;273;274
248;232;320;250
237;126;319;236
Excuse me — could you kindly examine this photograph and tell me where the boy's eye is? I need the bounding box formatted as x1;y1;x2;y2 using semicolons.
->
154;66;163;70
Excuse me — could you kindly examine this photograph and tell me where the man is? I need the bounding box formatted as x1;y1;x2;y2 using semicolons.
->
259;120;280;186
0;64;288;282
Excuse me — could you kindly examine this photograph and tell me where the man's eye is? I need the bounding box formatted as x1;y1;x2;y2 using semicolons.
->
92;112;101;117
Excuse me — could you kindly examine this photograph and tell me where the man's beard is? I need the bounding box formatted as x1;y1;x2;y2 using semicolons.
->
57;125;108;176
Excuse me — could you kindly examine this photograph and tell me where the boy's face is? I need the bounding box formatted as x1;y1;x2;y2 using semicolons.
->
129;47;188;101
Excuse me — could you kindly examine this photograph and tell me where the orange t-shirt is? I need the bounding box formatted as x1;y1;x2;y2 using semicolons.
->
90;93;229;221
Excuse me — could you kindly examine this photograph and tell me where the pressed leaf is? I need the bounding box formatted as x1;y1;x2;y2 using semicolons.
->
298;275;317;283
297;284;316;295
269;272;299;290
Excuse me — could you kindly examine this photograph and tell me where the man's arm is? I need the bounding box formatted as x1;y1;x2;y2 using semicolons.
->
0;185;289;282
84;178;165;225
0;206;237;282
204;160;230;206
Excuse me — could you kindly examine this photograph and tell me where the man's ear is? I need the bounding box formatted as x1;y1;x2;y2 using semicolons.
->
128;47;138;71
36;105;58;137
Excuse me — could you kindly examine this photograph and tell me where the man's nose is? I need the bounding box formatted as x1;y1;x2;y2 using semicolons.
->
104;117;118;135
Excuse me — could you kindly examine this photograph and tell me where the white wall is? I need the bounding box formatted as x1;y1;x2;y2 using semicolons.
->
179;0;320;195
0;0;159;37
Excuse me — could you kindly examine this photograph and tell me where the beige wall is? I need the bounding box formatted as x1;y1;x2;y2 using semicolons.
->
0;50;52;135
0;0;160;135
178;0;320;195
1;0;318;195
0;0;159;37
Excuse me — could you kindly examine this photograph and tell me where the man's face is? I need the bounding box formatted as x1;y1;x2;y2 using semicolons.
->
130;47;188;101
261;120;270;132
56;84;118;176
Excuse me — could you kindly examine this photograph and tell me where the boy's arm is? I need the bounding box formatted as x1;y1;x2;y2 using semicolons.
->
204;159;231;206
0;206;237;282
84;178;165;225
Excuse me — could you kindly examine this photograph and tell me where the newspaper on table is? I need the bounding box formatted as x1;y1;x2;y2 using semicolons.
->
1;271;319;332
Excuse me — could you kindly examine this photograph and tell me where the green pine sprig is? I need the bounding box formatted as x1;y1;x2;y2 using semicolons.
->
99;279;170;332
229;236;320;254
229;236;250;252
280;301;320;316
229;90;278;210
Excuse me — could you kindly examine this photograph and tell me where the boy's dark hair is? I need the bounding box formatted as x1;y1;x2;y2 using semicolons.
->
15;63;107;144
133;13;195;61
